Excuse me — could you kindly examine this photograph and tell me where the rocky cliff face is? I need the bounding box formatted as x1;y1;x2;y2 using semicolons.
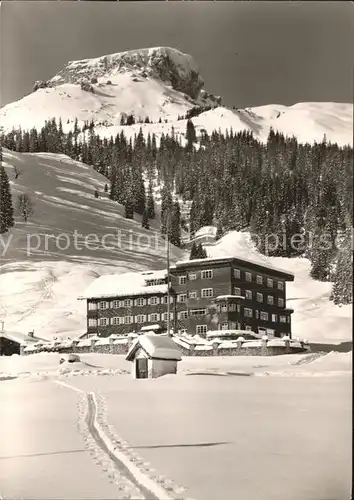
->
48;47;205;100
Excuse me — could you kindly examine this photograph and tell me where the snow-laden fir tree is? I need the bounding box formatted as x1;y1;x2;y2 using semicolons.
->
330;225;353;305
170;201;181;247
0;156;15;234
160;183;173;236
147;179;155;219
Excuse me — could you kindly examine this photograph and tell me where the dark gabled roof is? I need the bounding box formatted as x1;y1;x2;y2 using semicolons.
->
126;334;182;362
170;255;295;281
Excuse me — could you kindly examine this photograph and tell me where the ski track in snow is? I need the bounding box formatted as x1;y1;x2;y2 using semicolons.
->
56;379;189;500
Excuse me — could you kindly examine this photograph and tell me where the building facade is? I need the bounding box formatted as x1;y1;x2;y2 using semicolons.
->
81;257;294;339
170;257;294;338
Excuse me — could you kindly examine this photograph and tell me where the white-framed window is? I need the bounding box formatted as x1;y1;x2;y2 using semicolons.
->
189;291;198;299
124;299;132;307
229;303;236;312
178;293;187;303
190;308;207;316
124;316;133;324
99;317;109;326
234;268;241;279
287;316;291;323
234;286;241;296
189;272;197;281
179;275;187;285
88;302;97;310
196;325;208;335
271;314;278;323
245;325;252;331
111;316;122;325
255;310;259;319
99;301;109;310
237;304;241;313
178;311;188;320
279;315;287;323
221;322;229;330
277;281;284;290
245;290;252;300
88;318;97;327
256;275;263;285
221;303;227;312
201;288;213;298
162;312;173;321
201;269;213;280
179;328;188;335
245;272;252;282
267;278;273;288
149;296;159;305
149;313;160;322
256;292;263;303
136;298;145;307
244;307;253;318
111;300;120;309
260;311;269;321
278;298;285;307
267;295;274;305
136;315;146;324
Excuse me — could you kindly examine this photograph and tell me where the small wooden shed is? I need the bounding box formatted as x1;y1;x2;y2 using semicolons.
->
126;334;182;379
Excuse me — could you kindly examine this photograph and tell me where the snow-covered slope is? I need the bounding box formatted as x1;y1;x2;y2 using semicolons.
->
0;47;352;146
0;149;351;344
0;149;185;339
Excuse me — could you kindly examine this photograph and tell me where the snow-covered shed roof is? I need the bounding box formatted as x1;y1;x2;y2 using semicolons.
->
171;255;294;280
79;269;168;300
140;324;163;331
0;330;46;345
126;334;182;362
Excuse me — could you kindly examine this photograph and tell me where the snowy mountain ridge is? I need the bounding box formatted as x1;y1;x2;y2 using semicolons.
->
0;46;352;146
49;46;205;100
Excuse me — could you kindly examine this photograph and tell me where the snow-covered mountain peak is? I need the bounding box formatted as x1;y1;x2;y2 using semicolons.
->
49;46;204;100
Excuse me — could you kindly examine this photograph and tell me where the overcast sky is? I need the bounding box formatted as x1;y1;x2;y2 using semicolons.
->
1;1;353;108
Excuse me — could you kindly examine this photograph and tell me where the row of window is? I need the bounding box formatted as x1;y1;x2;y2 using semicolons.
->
89;312;174;327
233;288;285;307
233;269;284;289
90;296;173;310
244;308;289;323
177;288;214;302
177;269;284;290
178;270;212;284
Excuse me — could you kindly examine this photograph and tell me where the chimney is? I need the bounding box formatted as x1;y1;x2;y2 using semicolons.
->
28;330;34;338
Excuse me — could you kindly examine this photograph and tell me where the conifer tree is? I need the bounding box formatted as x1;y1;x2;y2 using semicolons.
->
142;208;150;229
189;241;198;260
215;220;223;241
124;174;134;220
330;225;353;304
160;184;173;236
147;180;155;219
170;201;181;247
186;119;197;150
0;161;14;234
